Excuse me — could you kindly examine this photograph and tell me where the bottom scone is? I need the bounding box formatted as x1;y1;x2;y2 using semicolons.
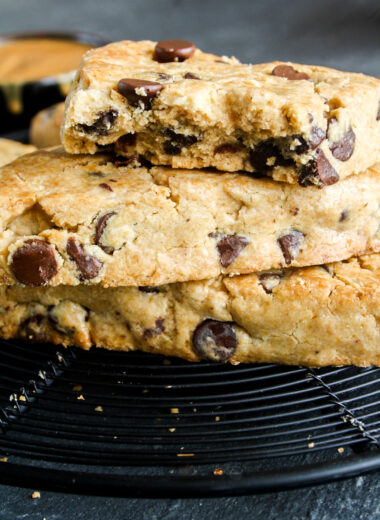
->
0;254;379;367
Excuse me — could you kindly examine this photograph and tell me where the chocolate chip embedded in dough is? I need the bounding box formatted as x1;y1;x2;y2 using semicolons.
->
339;210;349;222
328;119;356;161
214;143;241;154
192;319;237;362
310;126;326;149
78;109;118;136
11;239;58;286
66;238;102;281
211;234;249;268
271;64;310;80
259;273;282;294
298;149;339;187
157;72;172;81
143;318;165;340
277;231;304;265
117;79;163;109
99;183;113;192
184;72;201;80
249;139;294;171
94;212;116;254
154;40;196;63
20;315;47;343
138;286;160;293
163;129;198;155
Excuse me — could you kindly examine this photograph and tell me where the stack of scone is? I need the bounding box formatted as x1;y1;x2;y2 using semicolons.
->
1;40;379;366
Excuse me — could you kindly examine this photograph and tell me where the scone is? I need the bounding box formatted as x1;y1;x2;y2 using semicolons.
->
1;254;379;367
30;102;64;148
61;40;380;187
1;149;379;288
0;138;36;167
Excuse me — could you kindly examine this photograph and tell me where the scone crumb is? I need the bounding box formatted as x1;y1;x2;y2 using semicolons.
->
215;416;220;422
72;385;83;392
337;447;345;454
177;453;194;457
170;408;179;414
77;394;85;401
19;395;26;402
31;491;41;499
213;468;223;476
169;428;176;432
308;442;315;448
95;406;103;412
0;457;8;462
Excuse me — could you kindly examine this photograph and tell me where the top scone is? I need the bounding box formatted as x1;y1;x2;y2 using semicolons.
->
62;40;380;187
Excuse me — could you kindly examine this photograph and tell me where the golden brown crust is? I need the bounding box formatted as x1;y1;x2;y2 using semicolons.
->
0;149;379;287
1;254;379;367
0;138;36;167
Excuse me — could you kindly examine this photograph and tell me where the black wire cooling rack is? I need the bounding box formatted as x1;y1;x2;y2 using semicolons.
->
0;338;380;497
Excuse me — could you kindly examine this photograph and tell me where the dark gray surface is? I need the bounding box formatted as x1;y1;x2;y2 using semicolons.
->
0;0;379;518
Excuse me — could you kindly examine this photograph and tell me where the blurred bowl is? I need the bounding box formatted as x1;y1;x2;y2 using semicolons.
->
0;31;109;133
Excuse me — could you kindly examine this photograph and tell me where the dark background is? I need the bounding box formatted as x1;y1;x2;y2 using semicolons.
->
0;0;380;518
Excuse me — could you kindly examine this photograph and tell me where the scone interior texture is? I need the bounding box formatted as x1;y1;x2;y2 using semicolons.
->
62;40;380;186
1;254;379;367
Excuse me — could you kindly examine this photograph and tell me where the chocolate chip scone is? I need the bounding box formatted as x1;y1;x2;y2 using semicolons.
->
61;40;380;187
0;138;36;167
30;102;64;148
1;149;379;288
1;254;379;367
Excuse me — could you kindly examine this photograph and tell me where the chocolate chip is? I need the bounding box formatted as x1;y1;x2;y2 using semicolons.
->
20;315;47;343
99;183;113;192
66;238;102;281
118;79;163;109
339;210;349;222
249;139;293;171
212;234;249;268
95;212;116;254
277;231;304;264
89;171;106;178
113;155;140;167
184;72;201;80
143;318;165;340
118;133;137;148
271;64;310;80
157;72;172;81
163;129;198;155
78;110;118;136
214;143;241;154
11;239;58;286
328;119;356;161
138;286;160;293
310;126;326;149
192;319;237;362
298;148;339;187
259;273;282;294
154;40;196;63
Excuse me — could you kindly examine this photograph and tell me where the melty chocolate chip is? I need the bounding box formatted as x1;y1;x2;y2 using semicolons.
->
163;129;198;155
249;138;293;171
259;273;282;294
192;319;237;362
11;239;58;286
138;286;160;293
20;315;47;343
118;79;163;109
328;119;356;161
154;40;196;63
95;212;116;254
271;64;310;80
184;72;201;80
78;109;118;136
211;234;249;268
66;237;102;281
298;148;339;187
143;318;165;340
277;230;304;264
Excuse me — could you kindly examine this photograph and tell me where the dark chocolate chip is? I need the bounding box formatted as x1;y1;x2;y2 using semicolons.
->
95;212;116;254
339;210;349;222
184;72;201;80
11;239;58;287
89;171;106;178
157;72;172;81
271;64;310;80
163;129;198;154
214;143;241;154
277;230;304;264
298;148;339;187
113;154;140;167
154;40;196;63
143;318;165;339
20;315;47;343
118;133;137;148
328;119;356;161
99;183;113;192
66;237;102;281
259;273;282;294
138;286;160;293
215;60;227;64
78;110;118;136
118;79;163;109
249;139;293;171
192;319;237;362
310;126;326;149
213;234;249;268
